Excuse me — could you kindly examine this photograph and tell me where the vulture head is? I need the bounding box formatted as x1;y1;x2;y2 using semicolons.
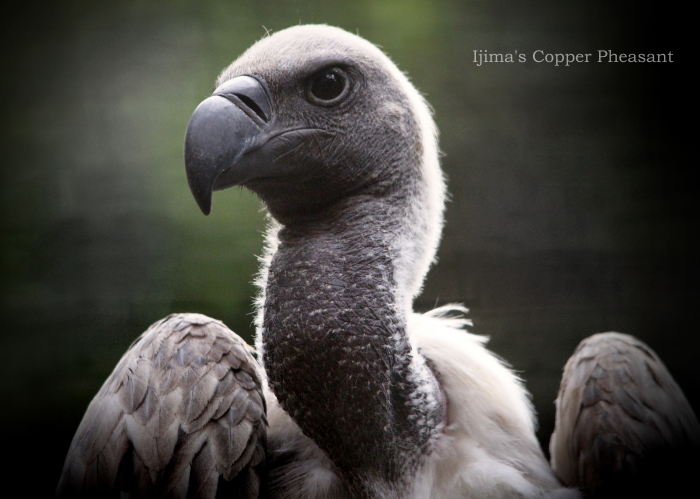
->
186;24;444;304
186;25;447;497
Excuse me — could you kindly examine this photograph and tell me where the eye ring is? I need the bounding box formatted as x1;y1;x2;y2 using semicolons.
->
305;67;351;106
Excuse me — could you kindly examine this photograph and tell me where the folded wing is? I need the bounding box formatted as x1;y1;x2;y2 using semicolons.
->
551;332;700;497
57;313;266;499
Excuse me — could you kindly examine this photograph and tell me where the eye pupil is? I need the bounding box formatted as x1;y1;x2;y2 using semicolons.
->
310;69;347;102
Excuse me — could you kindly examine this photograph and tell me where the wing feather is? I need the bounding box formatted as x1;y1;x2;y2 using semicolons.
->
57;313;266;499
550;332;700;497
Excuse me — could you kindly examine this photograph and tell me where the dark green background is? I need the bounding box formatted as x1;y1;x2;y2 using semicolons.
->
0;1;692;495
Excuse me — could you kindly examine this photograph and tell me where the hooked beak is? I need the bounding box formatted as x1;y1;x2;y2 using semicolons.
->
184;75;272;215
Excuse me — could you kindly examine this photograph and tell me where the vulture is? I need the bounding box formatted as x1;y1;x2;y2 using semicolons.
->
57;25;699;499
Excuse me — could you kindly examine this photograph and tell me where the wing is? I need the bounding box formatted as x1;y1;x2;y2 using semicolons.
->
56;313;266;499
550;332;700;497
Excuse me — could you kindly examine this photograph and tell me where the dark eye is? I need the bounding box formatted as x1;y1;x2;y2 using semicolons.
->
306;68;350;105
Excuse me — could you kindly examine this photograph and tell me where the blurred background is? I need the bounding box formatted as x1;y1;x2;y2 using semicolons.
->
0;0;691;494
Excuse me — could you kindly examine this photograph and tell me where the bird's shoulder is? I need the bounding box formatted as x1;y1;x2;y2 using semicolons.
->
57;313;266;498
551;332;700;496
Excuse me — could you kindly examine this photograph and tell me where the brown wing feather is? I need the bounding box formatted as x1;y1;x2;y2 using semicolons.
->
57;313;266;499
550;332;700;497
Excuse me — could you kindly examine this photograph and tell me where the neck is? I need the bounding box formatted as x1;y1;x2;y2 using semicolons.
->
260;195;444;496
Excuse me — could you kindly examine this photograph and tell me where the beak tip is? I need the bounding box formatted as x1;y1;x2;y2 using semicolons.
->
191;187;213;216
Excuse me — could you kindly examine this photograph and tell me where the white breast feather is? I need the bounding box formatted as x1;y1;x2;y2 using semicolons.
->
408;307;580;498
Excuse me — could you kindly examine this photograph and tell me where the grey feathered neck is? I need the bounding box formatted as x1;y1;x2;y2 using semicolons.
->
262;193;445;497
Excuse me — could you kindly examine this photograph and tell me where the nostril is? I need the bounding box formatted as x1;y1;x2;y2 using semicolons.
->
213;75;272;125
234;93;269;122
